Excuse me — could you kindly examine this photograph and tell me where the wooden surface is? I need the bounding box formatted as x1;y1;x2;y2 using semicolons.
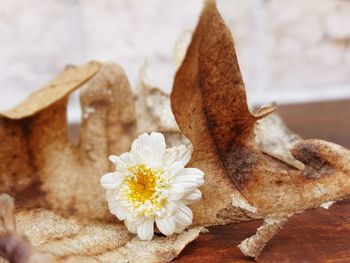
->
174;99;350;262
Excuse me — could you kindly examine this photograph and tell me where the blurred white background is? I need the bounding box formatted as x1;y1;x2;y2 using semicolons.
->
1;0;350;122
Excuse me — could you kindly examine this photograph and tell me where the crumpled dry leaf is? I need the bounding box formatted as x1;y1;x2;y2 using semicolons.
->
14;209;203;263
0;62;202;262
0;61;137;220
0;61;101;203
255;111;305;170
134;64;187;148
2;0;349;261
237;215;289;258
134;68;302;172
0;194;31;263
171;0;350;258
135;63;178;134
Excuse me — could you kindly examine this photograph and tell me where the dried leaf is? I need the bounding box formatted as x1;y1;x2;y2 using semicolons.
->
3;0;349;260
14;209;202;263
134;64;189;148
255;111;305;170
0;62;101;199
0;62;136;220
135;64;178;134
238;216;289;259
0;194;32;263
0;61;200;262
171;0;350;257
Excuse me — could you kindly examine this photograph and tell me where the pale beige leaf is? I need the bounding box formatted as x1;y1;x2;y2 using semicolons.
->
134;64;189;147
0;62;101;120
0;62;136;221
135;64;178;134
0;60;200;262
15;209;202;263
0;194;32;263
255;111;305;170
238;216;290;259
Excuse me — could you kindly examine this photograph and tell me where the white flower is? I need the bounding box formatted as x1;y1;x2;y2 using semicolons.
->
100;132;204;240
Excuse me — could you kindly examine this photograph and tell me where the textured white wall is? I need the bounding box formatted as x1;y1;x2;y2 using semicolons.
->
264;0;350;104
0;0;350;122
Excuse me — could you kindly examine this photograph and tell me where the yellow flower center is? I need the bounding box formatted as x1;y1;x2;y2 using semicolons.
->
121;164;169;216
127;165;158;203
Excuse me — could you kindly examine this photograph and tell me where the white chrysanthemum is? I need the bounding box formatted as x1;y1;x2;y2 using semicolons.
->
100;132;204;240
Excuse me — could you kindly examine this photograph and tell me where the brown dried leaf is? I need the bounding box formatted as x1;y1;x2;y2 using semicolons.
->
0;61;101;199
238;216;289;259
0;62;136;220
14;209;202;263
0;194;16;234
0;194;32;263
255;111;305;170
0;61;200;262
135;64;178;134
171;0;350;258
134;65;190;148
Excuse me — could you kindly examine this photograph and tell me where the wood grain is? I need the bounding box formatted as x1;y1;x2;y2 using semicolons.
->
175;99;350;262
278;99;350;149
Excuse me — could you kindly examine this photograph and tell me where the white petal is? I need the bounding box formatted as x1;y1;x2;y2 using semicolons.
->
165;144;193;168
131;133;151;153
106;189;115;202
134;146;154;165
109;155;119;163
108;201;118;214
131;132;166;166
168;161;184;177
164;200;177;214
100;172;124;189
108;201;128;220
163;145;192;166
126;220;138;234
173;183;197;194
167;185;185;200
173;204;193;233
163;147;178;167
175;168;204;179
177;145;192;166
119;152;135;166
155;216;176;236
172;168;204;193
174;176;203;186
182;189;202;205
173;173;203;185
137;219;154;240
109;153;134;171
150;132;166;157
109;155;125;169
174;224;186;233
127;214;143;223
126;216;146;234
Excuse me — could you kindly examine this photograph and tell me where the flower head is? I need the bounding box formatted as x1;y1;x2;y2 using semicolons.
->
100;132;204;240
